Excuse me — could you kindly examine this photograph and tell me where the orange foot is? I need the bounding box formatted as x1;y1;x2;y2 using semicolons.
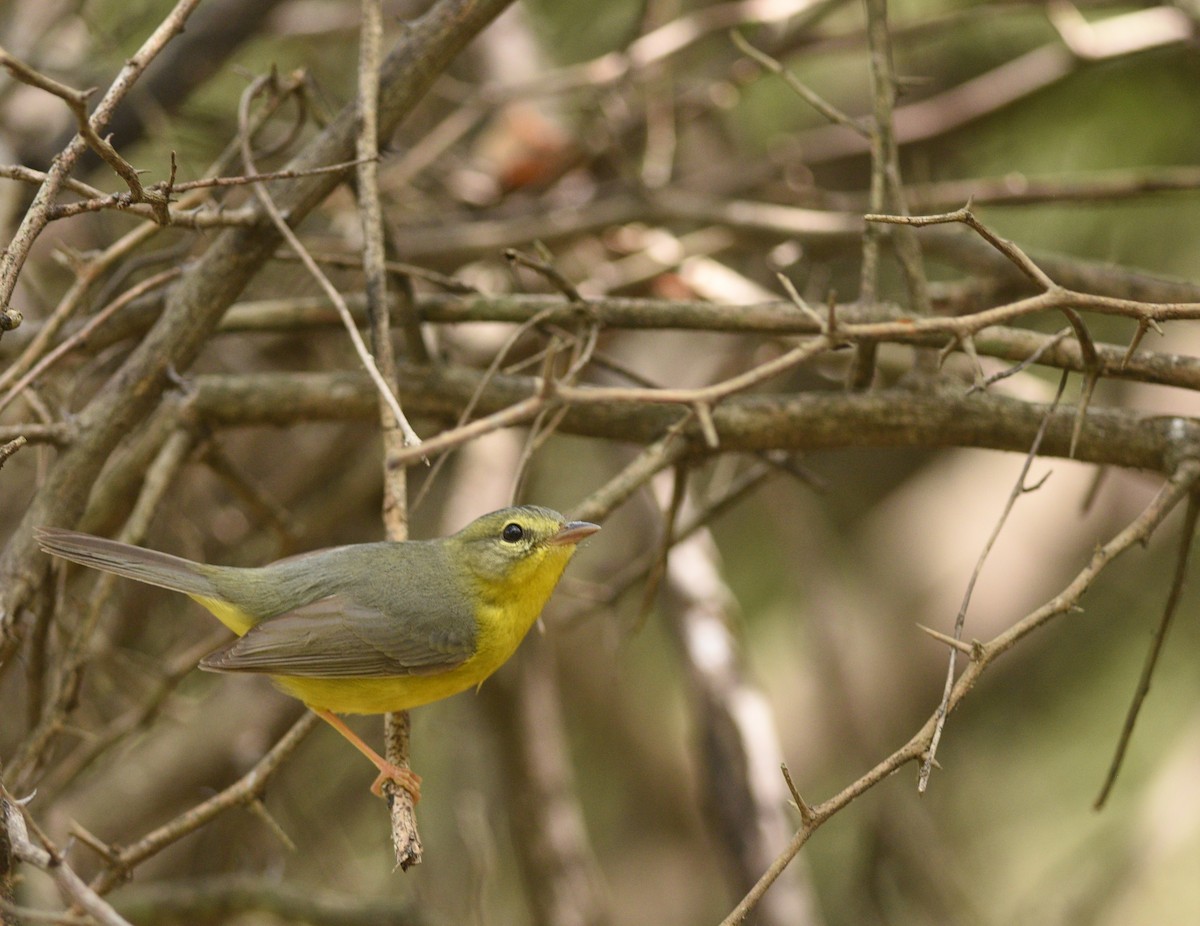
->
313;708;423;802
370;765;423;802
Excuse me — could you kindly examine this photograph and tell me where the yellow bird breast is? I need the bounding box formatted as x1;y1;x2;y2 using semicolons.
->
226;544;577;716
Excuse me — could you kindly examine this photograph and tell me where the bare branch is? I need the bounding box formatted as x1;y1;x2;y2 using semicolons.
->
1094;490;1200;808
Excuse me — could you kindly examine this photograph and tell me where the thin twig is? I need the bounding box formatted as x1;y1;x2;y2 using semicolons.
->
235;75;423;452
43;159;370;222
0;266;183;416
9;428;196;787
1094;489;1200;808
505;247;585;303
919;369;1068;792
355;0;422;868
565;457;779;625
862;0;932;384
2;788;134;926
89;712;318;895
635;465;688;633
967;327;1071;394
0;436;26;470
729;29;866;135
720;457;1200;925
866;204;1054;291
0;49;173;222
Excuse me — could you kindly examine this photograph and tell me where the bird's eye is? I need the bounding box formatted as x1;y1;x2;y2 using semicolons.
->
502;523;524;543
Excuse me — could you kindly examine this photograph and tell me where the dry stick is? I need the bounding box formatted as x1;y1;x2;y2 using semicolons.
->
0;164;109;201
9;429;196;787
730;29;866;135
865;205;1047;283
48;201;260;230
0;0;203;314
0;220;167;397
0;267;183;416
866;204;1102;452
967;327;1072;395
58;283;1200;370
1014;326;1094;459
44;159;369;223
505;247;586;304
0;423;71;448
2;789;132;926
569;458;778;624
0;437;25;470
0;50;169;223
89;712;318;896
775;274;827;333
398;393;549;473
635;465;688;633
38;70;314;228
1;69;298;388
918;369;1069;792
856;0;934;385
409;305;570;512
852;1;888;389
235;76;423;452
37;630;232;802
1120;317;1161;371
355;0;422;870
510;320;602;502
548;335;834;409
182;362;1192;474
0;71;310;395
206;291;1200;393
868;0;930;314
572;427;694;526
719;458;1200;926
1094;489;1200;809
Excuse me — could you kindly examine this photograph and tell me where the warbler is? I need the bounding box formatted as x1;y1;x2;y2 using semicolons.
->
36;506;599;800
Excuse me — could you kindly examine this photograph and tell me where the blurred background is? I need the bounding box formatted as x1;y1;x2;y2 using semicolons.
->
2;0;1200;923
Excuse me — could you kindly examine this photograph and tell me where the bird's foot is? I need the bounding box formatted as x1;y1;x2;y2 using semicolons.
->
371;765;422;803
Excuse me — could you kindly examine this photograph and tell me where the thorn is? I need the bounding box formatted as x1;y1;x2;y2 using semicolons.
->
916;623;975;655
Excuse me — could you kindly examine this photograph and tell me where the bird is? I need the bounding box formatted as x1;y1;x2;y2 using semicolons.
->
35;505;599;801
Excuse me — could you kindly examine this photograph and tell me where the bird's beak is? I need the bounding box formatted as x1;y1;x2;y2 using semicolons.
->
547;520;601;546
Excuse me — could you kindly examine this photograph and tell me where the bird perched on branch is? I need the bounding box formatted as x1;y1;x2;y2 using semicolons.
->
37;506;599;801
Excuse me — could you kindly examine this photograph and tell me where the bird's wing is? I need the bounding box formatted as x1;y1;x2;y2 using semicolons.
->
198;593;475;678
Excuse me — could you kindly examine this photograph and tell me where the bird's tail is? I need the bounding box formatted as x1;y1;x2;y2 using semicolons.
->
35;527;220;599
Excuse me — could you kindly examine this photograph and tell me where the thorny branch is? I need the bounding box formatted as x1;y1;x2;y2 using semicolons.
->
1094;489;1200;809
919;370;1069;792
2;0;1200;922
719;458;1200;925
87;712;319;896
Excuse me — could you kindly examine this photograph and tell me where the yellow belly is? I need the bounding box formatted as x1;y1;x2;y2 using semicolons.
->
258;598;529;714
191;571;554;715
272;662;490;714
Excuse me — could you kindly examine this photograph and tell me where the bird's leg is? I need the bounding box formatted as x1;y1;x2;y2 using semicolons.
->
311;708;422;802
